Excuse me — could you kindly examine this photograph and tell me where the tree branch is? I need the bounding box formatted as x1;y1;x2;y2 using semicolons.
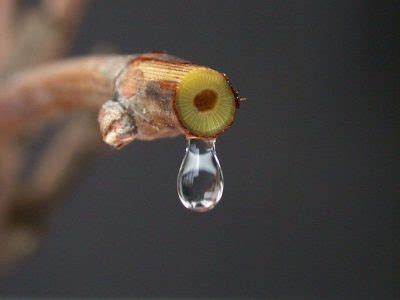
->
0;0;89;77
0;51;240;270
0;55;132;139
0;0;16;70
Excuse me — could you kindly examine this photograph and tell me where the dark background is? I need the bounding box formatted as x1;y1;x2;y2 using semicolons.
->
1;0;399;298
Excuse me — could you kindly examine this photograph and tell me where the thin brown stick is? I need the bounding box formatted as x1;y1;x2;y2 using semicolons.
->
0;141;24;252
0;51;240;270
0;52;239;145
0;0;92;271
0;0;16;70
0;55;132;139
14;112;100;209
0;112;100;270
41;0;89;26
0;0;89;77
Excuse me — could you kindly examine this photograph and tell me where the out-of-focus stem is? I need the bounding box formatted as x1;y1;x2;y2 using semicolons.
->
0;55;132;139
0;0;16;70
0;0;89;77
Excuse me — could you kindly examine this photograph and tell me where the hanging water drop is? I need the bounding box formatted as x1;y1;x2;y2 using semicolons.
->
177;138;224;212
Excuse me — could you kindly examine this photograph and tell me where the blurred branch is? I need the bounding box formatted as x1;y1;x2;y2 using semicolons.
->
0;0;89;77
1;112;100;269
0;54;127;270
0;55;132;139
0;0;16;70
0;0;91;271
18;113;100;207
0;0;239;271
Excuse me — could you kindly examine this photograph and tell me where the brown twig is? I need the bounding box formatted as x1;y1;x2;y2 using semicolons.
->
1;112;100;269
0;0;16;70
0;0;91;271
1;52;239;144
0;52;239;270
0;55;132;140
0;0;89;77
0;1;240;271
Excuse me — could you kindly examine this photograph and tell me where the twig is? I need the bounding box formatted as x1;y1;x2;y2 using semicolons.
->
0;51;240;270
0;0;16;70
0;52;239;145
0;0;89;77
1;112;100;269
0;0;96;271
0;0;239;272
0;55;131;140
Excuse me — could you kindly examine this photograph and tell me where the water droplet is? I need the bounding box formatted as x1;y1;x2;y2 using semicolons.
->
177;138;224;212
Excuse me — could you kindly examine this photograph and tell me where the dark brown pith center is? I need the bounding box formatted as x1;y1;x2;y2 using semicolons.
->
193;89;217;112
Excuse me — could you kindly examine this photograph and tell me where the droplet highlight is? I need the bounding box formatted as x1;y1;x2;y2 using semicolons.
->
177;138;224;212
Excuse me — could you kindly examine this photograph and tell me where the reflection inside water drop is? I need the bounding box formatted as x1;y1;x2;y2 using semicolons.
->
177;138;224;212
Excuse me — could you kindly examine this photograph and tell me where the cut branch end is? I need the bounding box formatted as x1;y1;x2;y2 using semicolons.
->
98;53;240;148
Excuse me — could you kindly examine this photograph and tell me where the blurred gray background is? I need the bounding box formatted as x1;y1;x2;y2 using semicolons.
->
0;0;398;298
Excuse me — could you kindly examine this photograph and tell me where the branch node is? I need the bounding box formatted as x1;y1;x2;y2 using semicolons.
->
98;100;137;149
